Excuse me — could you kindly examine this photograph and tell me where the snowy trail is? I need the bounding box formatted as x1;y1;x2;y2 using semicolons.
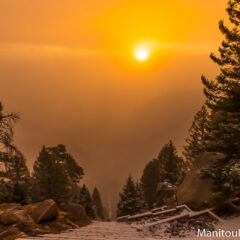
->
20;221;149;240
18;217;240;240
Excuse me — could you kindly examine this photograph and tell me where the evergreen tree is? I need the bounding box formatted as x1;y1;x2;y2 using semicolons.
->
183;105;209;166
7;155;31;203
141;141;184;208
135;182;147;211
72;184;81;203
0;101;20;175
201;0;240;200
141;159;160;209
32;144;84;204
79;184;95;218
158;141;185;185
0;102;30;203
117;176;145;217
156;180;177;207
156;141;184;207
92;187;106;220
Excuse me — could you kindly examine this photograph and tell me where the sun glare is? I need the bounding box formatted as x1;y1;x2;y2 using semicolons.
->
134;47;149;62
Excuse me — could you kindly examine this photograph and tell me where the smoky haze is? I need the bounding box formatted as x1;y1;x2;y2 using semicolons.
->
0;0;225;216
0;54;218;216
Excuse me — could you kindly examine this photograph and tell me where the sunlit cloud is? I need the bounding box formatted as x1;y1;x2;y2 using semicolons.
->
0;40;219;60
131;39;219;56
0;42;101;59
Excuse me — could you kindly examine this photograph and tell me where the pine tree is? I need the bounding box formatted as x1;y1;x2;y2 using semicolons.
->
183;105;209;166
92;187;106;220
32;144;84;204
72;184;81;203
0;101;20;175
141;159;160;209
158;140;185;185
141;141;185;208
135;182;147;211
201;0;240;200
0;102;30;203
155;142;184;207
7;155;31;203
117;176;145;217
156;180;177;207
79;184;95;218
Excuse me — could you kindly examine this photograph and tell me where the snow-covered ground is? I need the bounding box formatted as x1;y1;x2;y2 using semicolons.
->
18;221;147;240
18;217;240;240
145;216;240;240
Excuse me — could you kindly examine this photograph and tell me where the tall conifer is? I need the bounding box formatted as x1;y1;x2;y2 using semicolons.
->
33;144;84;204
92;187;106;220
183;105;209;166
141;159;160;209
202;0;240;199
117;176;145;216
79;184;95;218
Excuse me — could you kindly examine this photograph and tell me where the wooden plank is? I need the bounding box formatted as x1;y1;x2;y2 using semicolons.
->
189;209;224;222
128;211;152;220
152;208;177;216
141;213;190;229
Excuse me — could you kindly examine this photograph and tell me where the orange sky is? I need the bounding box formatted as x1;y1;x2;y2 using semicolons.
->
0;0;227;215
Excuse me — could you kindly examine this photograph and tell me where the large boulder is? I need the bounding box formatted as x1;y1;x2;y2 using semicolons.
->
0;204;21;212
0;200;92;239
29;225;50;236
0;227;20;239
0;208;31;225
3;232;27;240
177;152;224;210
66;203;91;226
33;199;58;224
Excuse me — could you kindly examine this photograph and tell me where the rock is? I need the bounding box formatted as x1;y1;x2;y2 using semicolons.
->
14;217;35;233
0;200;92;238
22;202;39;216
0;204;21;212
30;227;50;236
0;227;20;239
177;152;225;210
66;203;91;225
3;232;26;240
179;233;186;238
33;199;58;224
44;220;71;234
172;220;178;226
0;208;31;225
64;218;79;228
172;231;178;236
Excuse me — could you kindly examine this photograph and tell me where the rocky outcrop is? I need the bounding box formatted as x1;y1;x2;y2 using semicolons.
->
66;203;91;226
0;208;30;225
0;227;21;239
33;199;58;223
0;200;91;240
177;152;224;210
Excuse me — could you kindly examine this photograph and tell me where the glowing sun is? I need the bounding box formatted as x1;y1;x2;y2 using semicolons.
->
134;47;149;62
